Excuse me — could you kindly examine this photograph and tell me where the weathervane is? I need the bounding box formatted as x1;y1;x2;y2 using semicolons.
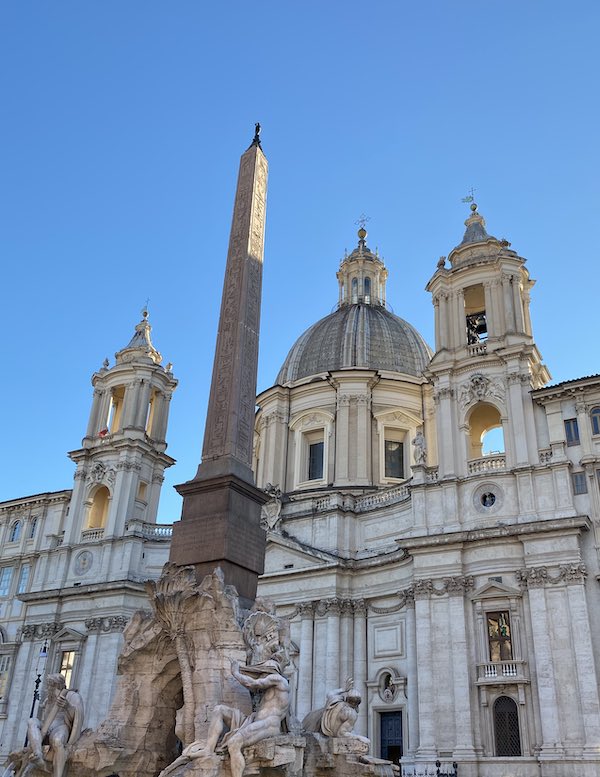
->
355;213;370;230
461;187;476;205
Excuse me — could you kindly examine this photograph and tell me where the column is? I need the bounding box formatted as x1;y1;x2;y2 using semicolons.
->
85;389;104;437
134;379;152;428
507;373;529;466
502;274;515;332
121;381;138;429
335;395;350;485
356;396;370;484
405;597;419;756
340;599;354;682
353;599;368;737
454;290;465;349
297;603;314;720
575;399;593;454
414;588;436;757
526;584;562;754
152;391;172;443
325;599;341;691
448;590;476;757
566;580;600;751
433;295;441;351
439;293;450;350
96;389;111;433
483;281;495;338
512;275;525;333
436;389;456;478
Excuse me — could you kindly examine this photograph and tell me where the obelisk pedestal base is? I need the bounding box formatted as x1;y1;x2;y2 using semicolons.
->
173;474;268;607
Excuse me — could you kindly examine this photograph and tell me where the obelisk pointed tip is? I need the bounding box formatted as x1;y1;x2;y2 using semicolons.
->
248;122;262;151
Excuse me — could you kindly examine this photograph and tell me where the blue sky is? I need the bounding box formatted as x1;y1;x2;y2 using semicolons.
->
1;2;598;522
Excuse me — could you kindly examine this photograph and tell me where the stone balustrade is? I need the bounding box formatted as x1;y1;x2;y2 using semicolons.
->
467;341;487;357
80;528;105;542
125;519;173;539
467;454;506;475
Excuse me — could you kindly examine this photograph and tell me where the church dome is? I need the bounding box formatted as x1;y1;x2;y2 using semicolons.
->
276;303;432;384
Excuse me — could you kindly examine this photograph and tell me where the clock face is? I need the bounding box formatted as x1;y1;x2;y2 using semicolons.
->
74;551;93;576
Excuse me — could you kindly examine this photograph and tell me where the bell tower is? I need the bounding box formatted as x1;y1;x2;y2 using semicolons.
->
66;311;178;546
426;203;550;479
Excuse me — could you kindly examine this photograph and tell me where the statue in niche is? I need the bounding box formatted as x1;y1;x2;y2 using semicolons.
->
158;656;289;777
412;429;427;465
5;674;84;777
302;678;369;743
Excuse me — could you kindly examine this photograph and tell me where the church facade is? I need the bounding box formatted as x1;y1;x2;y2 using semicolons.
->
253;209;600;776
1;202;600;777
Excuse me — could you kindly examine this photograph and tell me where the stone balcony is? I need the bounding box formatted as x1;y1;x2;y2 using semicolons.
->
476;659;528;685
467;454;506;475
80;528;105;543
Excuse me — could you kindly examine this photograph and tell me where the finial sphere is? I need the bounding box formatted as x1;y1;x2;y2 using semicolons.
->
470;203;478;212
358;227;367;240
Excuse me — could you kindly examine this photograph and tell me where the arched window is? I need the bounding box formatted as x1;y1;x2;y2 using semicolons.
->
87;486;110;529
29;517;38;539
364;276;371;303
493;696;522;756
468;403;504;460
351;278;358;303
591;406;600;436
9;521;22;543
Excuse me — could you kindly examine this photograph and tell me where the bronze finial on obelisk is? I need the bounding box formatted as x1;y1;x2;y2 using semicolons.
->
171;127;269;607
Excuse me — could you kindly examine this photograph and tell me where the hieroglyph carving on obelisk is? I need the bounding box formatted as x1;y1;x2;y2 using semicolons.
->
198;142;268;483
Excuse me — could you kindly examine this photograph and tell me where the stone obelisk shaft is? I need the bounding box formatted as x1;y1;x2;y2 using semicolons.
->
171;138;269;606
199;141;268;482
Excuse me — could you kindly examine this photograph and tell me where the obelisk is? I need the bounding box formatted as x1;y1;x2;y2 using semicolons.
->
171;126;269;606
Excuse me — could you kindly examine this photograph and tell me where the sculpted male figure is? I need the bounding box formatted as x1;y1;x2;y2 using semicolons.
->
303;678;369;744
160;657;289;777
10;673;84;777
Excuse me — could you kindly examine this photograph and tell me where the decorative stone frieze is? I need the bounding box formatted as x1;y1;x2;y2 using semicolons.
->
21;622;62;640
412;576;474;599
517;563;587;588
116;460;141;472
85;615;129;633
368;587;414;614
458;373;504;410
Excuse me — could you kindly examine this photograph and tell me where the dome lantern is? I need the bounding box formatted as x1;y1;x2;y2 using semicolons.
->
336;227;388;308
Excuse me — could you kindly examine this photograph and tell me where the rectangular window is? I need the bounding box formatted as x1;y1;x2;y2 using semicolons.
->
16;565;30;594
59;650;76;689
308;441;324;481
385;440;404;479
572;472;588;495
0;568;13;598
564;418;580;446
0;655;11;699
487;610;513;662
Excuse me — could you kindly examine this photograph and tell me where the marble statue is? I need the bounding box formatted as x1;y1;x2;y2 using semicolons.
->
4;674;84;777
158;656;289;777
302;678;369;743
412;429;427;465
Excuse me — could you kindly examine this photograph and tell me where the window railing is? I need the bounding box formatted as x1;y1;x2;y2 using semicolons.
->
467;455;506;475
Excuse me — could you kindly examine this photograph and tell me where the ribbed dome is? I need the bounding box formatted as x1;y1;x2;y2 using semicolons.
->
277;304;432;384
